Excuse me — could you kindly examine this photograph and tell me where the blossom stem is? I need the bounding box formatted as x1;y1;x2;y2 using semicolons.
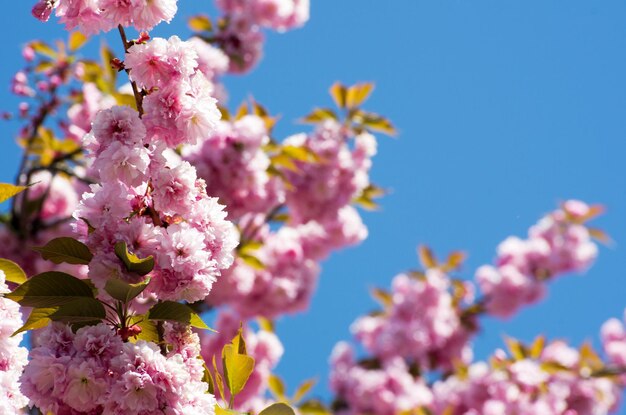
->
117;25;144;117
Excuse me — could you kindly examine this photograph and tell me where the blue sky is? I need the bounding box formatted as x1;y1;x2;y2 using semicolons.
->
1;0;626;409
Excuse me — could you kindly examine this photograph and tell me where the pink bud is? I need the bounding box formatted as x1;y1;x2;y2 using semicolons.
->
31;0;56;22
22;45;35;62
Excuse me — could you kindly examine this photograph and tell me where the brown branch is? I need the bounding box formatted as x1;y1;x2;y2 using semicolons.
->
117;25;144;117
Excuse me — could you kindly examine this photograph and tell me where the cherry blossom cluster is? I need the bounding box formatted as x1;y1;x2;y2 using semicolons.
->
331;292;625;415
216;0;309;32
182;114;283;221
330;342;434;415
22;322;214;414
476;200;600;317
0;271;29;414
210;223;321;318
76;103;237;302
328;201;621;415
200;312;284;412
190;0;309;73
31;0;178;34
431;341;621;414
601;310;626;383
283;120;376;227
350;270;474;371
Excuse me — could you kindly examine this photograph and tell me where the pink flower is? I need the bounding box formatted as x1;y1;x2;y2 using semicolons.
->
93;141;151;186
91;105;146;154
131;0;178;31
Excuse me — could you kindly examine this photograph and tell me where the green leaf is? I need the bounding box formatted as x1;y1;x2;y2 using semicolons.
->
13;297;105;336
370;288;392;309
298;400;331;415
200;358;215;394
112;93;137;109
360;112;397;136
239;253;265;270
47;297;106;323
6;272;95;307
239;241;263;256
33;237;93;265
212;354;226;402
329;83;347;108
30;41;57;59
300;107;338;124
505;337;527;361
13;307;56;335
0;183;27;204
418;245;437;269
282;145;317;163
353;184;385;211
257;317;274;332
215;405;239;415
68;31;88;51
346;83;374;109
189;15;213;32
268;374;286;400
104;278;150;304
222;343;255;397
271;153;299;172
114;241;154;276
127;315;160;343
0;259;27;285
529;335;546;359
147;301;213;330
259;403;296;415
100;45;117;93
293;378;316;403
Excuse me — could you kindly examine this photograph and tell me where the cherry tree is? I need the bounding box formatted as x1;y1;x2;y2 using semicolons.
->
0;1;623;414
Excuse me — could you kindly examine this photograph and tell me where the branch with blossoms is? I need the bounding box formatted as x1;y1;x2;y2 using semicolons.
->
0;1;623;415
0;0;399;414
321;201;626;415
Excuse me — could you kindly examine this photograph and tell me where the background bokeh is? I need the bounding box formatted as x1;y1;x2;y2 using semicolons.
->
1;1;625;408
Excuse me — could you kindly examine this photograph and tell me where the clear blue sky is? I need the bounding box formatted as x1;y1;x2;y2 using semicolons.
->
1;1;626;409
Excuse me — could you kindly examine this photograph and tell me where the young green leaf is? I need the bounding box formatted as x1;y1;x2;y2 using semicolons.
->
239;252;265;270
215;405;240;415
329;83;347;109
147;301;213;330
293;378;317;404
300;108;338;124
68;31;88;51
212;354;226;402
189;15;213;32
13;297;106;336
200;358;215;394
418;245;437;269
504;337;527;361
33;237;93;265
127;315;160;343
30;41;57;59
0;183;27;204
370;288;392;309
0;259;27;285
268;374;286;400
104;278;150;304
222;343;255;398
298;400;331;415
13;307;56;335
114;241;154;276
346;83;374;109
259;403;297;415
6;271;95;307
